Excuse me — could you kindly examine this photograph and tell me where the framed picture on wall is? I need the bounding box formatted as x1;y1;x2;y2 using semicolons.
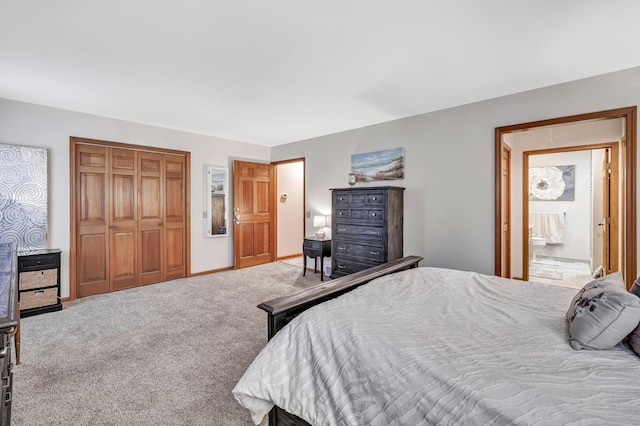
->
0;144;48;250
351;147;404;182
529;165;575;201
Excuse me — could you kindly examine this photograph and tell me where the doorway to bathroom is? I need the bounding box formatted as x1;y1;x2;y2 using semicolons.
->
525;144;618;289
494;106;637;290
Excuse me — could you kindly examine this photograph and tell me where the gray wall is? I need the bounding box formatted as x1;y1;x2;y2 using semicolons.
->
2;65;640;297
271;66;640;276
0;98;270;298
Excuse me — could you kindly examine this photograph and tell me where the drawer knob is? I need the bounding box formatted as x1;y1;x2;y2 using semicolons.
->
338;265;345;269
372;197;377;200
339;212;344;215
371;213;376;217
338;228;346;231
338;247;345;250
370;251;380;256
339;197;344;201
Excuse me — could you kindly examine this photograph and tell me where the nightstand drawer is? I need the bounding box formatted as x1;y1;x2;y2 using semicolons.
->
303;239;322;250
20;287;58;310
19;269;58;290
19;254;59;270
304;248;322;258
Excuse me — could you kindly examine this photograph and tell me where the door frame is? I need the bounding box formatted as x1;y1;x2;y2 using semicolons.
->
271;157;307;260
501;143;511;278
522;142;619;281
69;137;191;300
494;106;637;289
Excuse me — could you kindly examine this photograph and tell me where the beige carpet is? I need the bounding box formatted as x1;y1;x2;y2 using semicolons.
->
12;262;322;426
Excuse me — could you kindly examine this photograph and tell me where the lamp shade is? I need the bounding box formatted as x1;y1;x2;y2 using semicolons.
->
313;215;327;228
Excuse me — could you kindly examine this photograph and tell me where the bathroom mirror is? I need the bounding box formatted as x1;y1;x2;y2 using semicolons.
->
205;165;228;237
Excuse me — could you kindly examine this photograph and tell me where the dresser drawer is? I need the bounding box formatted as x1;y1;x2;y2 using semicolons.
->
334;191;387;206
332;257;378;276
334;224;385;240
334;241;385;262
18;254;59;270
334;192;364;206
366;193;385;204
338;208;384;221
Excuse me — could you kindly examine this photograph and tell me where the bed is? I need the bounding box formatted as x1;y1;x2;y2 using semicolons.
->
233;256;640;425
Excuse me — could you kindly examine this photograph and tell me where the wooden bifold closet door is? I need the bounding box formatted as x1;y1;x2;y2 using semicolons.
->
72;139;188;298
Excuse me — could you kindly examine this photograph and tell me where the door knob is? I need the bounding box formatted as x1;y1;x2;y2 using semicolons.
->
235;214;241;224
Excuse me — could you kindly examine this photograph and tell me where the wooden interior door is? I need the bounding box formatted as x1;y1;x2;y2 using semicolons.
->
75;144;109;297
233;161;275;269
602;146;620;274
109;148;138;291
138;151;164;285
501;143;511;278
163;155;187;280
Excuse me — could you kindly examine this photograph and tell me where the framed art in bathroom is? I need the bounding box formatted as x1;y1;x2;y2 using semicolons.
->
529;165;575;201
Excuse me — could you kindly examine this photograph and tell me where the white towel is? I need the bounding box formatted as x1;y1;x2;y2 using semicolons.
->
530;212;564;244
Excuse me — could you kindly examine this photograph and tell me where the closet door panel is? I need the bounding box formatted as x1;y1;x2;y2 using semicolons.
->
138;152;164;285
140;230;161;273
78;234;107;293
110;231;136;290
163;155;186;280
110;149;137;290
164;228;185;280
76;144;109;297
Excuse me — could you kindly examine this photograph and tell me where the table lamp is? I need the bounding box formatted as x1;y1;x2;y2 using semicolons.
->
313;215;327;239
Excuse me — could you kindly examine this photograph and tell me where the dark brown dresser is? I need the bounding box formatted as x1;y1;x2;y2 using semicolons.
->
0;243;19;425
330;186;404;278
17;249;62;317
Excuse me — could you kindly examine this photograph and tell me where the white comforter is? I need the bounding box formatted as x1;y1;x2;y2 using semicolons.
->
233;267;640;425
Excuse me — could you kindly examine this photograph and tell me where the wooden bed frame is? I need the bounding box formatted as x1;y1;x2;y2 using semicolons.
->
257;255;423;426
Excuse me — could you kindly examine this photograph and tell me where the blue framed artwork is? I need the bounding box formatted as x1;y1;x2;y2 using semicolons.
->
351;147;404;182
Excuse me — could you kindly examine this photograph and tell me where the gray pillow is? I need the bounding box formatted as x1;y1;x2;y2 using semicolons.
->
629;325;640;355
566;272;640;350
627;277;640;356
630;277;640;298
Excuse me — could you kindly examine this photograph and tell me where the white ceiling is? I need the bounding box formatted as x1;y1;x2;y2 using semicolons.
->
2;1;640;147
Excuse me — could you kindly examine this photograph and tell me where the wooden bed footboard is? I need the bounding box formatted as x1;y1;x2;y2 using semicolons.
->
257;255;423;426
258;255;423;339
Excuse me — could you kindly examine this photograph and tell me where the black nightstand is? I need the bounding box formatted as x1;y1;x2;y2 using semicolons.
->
303;237;331;281
17;249;63;317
